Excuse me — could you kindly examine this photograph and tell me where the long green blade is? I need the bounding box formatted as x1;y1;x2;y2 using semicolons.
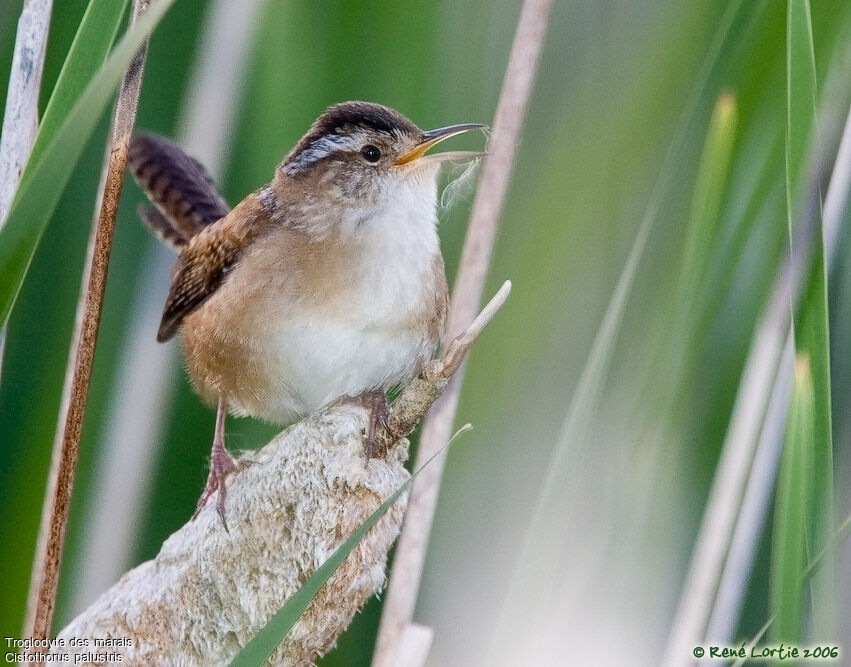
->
16;0;128;195
229;454;436;667
677;92;738;316
0;0;178;330
784;0;834;638
771;354;813;644
230;426;469;665
737;508;851;666
785;0;818;207
672;92;737;384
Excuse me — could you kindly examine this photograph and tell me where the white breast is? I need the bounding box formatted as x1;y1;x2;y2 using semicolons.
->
214;175;446;423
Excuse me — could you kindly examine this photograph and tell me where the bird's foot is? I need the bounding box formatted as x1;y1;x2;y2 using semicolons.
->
336;390;390;462
193;443;248;532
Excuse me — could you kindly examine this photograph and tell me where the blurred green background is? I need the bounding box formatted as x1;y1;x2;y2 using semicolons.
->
2;1;851;664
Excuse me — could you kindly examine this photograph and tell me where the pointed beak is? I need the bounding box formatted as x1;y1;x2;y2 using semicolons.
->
393;123;487;166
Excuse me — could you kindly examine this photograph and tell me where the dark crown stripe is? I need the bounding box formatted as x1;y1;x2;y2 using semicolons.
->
283;101;422;175
313;102;411;138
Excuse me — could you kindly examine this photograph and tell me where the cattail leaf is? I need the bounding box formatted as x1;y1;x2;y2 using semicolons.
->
0;0;178;330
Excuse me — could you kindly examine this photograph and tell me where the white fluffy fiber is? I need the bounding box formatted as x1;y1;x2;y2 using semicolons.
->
52;406;409;666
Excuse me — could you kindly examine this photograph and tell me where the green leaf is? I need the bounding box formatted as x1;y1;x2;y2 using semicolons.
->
229;422;471;665
17;0;128;194
229;475;411;665
0;0;178;330
731;616;774;667
737;510;851;667
771;354;814;644
785;0;817;211
671;91;737;381
784;0;834;637
677;92;738;315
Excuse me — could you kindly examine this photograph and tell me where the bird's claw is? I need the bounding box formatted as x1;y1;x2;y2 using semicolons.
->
192;446;245;531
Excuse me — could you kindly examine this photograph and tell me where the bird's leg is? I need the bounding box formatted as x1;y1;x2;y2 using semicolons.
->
365;391;390;459
335;390;390;462
193;397;241;530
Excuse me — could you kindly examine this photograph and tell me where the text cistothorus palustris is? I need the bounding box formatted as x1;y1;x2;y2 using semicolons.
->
128;101;485;528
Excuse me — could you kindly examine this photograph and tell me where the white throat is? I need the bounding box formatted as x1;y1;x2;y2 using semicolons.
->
341;169;442;277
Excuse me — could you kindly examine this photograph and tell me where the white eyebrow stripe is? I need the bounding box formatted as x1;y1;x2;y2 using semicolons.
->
284;133;361;174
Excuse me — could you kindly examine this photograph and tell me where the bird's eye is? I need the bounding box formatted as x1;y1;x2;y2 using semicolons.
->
360;144;381;163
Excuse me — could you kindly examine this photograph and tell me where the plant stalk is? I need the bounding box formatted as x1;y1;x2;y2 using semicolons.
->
23;0;151;645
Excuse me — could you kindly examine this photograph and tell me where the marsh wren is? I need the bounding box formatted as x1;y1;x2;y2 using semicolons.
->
128;101;485;527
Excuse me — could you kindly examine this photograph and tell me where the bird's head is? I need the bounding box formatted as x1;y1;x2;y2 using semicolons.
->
281;101;486;214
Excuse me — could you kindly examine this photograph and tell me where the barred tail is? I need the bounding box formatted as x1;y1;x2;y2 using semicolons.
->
128;133;230;247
